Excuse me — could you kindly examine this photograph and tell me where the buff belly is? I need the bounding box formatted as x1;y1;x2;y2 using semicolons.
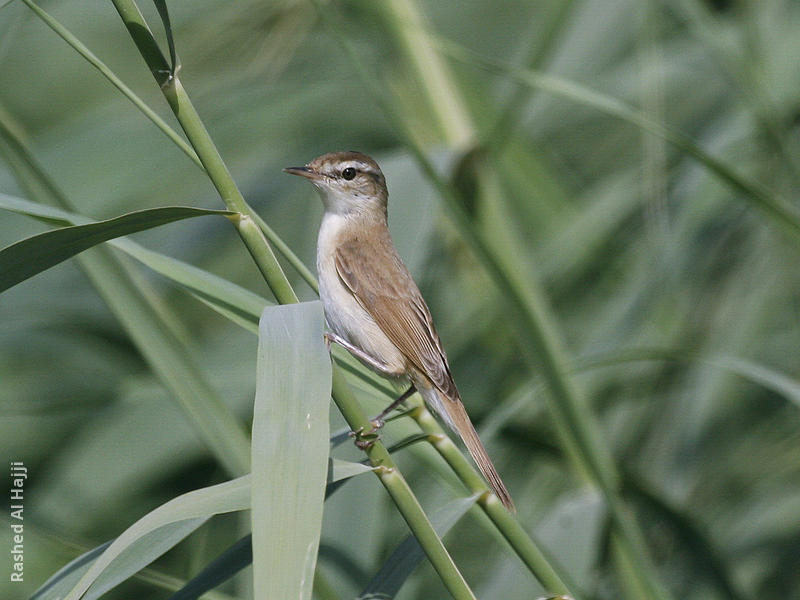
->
317;220;407;377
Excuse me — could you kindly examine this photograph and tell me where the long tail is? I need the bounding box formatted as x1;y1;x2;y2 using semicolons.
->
440;395;515;512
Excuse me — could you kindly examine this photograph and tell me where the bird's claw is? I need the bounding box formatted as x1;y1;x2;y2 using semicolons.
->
349;426;379;450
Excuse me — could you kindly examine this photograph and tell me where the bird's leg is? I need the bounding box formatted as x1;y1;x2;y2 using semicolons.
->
348;386;415;450
324;331;399;375
324;331;414;447
370;385;416;430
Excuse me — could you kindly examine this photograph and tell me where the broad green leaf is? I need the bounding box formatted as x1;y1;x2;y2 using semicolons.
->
19;0;203;168
63;475;251;600
84;519;205;600
330;427;356;449
0;193;270;329
328;458;374;483
251;301;331;600
31;542;112;600
166;457;374;600
0;205;234;293
0;127;251;480
113;238;269;332
32;522;205;600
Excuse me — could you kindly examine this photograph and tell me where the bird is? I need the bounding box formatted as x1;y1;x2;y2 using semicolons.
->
284;151;514;511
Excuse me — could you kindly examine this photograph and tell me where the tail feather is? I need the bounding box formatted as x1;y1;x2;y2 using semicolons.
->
444;398;516;512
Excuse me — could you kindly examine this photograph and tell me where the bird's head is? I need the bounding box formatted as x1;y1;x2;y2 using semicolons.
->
284;151;388;218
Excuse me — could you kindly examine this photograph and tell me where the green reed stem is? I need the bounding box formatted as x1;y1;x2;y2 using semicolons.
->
413;405;576;596
316;3;673;598
0;111;251;477
21;0;203;171
107;2;474;596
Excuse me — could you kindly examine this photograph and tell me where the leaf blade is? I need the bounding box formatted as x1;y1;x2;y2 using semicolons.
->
61;475;251;600
0;205;234;293
0;193;270;329
251;301;332;600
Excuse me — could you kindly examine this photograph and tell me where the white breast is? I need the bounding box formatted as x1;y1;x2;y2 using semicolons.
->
316;213;407;376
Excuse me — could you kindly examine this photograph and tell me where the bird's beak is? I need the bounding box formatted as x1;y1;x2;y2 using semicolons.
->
283;165;320;180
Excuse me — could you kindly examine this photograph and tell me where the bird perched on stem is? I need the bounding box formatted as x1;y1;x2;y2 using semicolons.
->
284;151;514;511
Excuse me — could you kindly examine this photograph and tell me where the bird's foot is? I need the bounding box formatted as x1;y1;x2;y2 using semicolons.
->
349;426;380;450
369;416;386;431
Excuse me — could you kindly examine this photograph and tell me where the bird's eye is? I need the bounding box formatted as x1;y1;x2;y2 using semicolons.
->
341;167;357;180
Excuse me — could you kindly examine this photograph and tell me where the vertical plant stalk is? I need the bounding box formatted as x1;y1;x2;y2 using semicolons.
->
110;0;296;305
22;0;318;295
107;2;475;597
316;2;673;598
434;39;800;241
20;0;203;170
412;405;575;596
328;306;578;591
0;114;251;477
483;0;577;153
379;0;475;150
328;370;476;600
251;210;319;293
637;3;670;252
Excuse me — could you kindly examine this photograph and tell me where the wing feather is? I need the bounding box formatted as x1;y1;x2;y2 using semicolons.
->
335;235;516;510
334;238;458;400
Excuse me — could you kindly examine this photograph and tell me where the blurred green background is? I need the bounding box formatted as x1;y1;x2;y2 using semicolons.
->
1;0;799;598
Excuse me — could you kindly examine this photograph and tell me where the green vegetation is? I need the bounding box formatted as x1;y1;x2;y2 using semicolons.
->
1;0;798;598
